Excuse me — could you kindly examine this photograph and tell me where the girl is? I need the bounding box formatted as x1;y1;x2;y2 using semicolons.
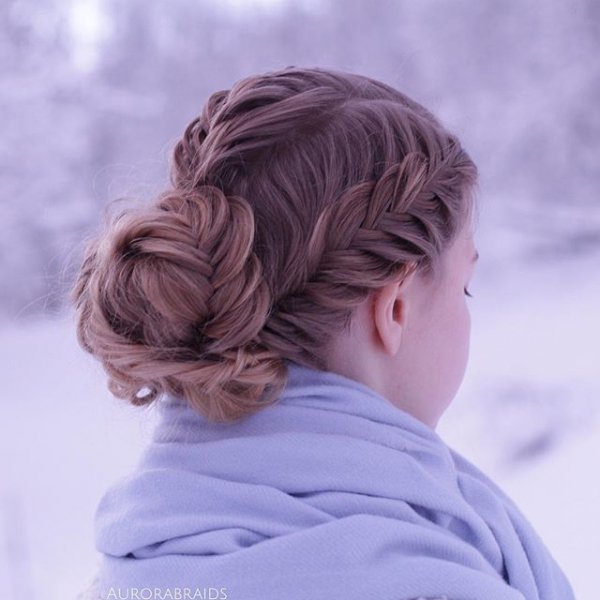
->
73;66;574;600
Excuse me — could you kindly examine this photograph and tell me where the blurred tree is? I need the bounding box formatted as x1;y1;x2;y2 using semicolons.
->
0;0;94;321
1;0;598;322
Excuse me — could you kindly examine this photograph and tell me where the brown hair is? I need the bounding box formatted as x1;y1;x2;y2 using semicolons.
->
70;65;478;424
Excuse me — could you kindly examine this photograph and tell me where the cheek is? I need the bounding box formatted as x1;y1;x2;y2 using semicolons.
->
457;300;472;346
451;302;472;381
400;297;472;417
436;300;472;399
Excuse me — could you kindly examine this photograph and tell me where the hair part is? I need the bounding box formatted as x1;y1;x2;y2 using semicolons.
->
70;65;479;424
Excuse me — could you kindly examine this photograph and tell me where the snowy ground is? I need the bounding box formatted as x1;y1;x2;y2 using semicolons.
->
0;247;598;600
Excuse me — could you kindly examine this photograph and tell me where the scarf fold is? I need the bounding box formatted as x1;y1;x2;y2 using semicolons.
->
94;360;575;600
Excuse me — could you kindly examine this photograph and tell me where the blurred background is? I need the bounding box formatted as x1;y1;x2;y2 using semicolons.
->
0;0;598;598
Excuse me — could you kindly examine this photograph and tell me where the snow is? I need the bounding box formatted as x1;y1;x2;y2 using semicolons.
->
0;249;598;599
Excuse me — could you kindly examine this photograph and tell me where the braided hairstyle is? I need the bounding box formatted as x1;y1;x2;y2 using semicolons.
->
70;66;479;424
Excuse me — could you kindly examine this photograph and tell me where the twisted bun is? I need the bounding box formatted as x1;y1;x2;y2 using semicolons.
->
71;66;478;423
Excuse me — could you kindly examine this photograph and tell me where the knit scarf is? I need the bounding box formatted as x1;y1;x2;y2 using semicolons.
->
93;360;575;600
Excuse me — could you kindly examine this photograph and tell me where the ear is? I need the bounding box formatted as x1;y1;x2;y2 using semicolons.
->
371;268;418;357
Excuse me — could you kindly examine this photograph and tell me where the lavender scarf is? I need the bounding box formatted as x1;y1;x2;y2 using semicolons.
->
93;360;575;600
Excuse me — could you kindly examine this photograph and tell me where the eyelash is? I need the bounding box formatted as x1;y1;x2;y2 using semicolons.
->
464;287;473;298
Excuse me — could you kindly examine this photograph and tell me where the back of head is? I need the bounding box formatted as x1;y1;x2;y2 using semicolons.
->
70;65;478;424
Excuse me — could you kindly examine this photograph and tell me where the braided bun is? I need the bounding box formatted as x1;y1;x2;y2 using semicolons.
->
70;66;478;423
71;185;286;423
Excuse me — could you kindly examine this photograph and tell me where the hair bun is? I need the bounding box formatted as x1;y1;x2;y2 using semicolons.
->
71;184;287;422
